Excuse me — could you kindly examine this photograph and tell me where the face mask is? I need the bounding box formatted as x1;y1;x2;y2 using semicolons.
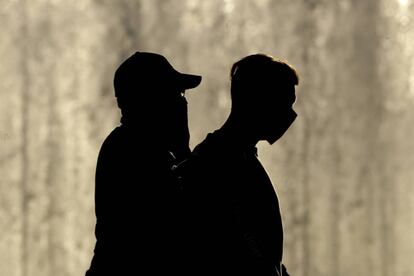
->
266;108;297;145
166;95;191;161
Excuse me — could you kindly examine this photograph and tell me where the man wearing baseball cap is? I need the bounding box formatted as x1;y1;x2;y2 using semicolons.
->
86;52;201;275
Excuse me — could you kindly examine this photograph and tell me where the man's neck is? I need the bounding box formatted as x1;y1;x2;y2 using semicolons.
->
219;113;259;149
120;117;190;162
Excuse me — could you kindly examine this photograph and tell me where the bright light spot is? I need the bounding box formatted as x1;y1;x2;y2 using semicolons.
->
396;0;411;26
398;0;410;9
224;0;235;14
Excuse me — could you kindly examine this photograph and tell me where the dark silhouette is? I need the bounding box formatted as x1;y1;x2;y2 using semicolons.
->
175;54;298;276
86;52;201;275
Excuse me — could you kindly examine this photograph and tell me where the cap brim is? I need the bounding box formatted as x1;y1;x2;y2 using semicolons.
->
177;73;202;90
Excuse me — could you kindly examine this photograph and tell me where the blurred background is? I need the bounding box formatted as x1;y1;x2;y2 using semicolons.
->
1;0;414;275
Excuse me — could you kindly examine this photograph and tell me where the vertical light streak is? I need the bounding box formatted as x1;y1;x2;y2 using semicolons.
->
19;0;29;275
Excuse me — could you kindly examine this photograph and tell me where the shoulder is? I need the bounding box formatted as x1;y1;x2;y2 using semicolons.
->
95;127;126;169
99;126;149;155
101;126;125;147
173;133;241;181
97;127;125;156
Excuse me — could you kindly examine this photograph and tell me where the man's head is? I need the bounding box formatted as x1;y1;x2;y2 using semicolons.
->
229;54;299;144
113;52;201;159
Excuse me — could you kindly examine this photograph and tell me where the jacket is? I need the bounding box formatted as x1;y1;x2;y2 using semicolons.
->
176;130;284;276
86;125;183;275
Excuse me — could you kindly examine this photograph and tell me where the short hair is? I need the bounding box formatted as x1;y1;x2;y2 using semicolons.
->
230;54;299;105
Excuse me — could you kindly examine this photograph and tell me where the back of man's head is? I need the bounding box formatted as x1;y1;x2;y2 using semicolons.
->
229;54;298;109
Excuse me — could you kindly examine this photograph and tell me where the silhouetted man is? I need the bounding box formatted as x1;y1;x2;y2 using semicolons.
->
176;54;298;276
86;52;201;275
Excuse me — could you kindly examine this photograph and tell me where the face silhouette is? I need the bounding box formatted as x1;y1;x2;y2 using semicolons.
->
162;90;191;160
118;85;191;161
253;85;297;144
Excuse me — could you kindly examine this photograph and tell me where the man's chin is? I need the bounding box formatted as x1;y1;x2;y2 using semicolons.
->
265;129;288;144
266;135;280;145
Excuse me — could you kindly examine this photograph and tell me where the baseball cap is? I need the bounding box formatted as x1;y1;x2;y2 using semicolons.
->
114;52;202;98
